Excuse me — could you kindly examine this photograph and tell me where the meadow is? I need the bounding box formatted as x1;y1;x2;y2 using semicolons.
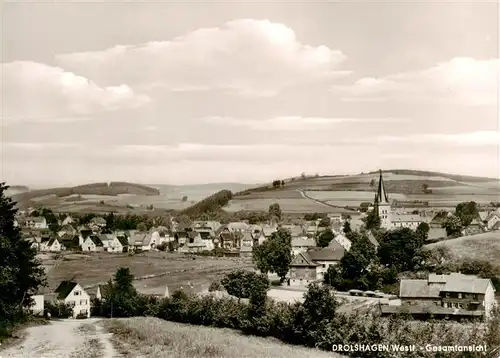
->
425;231;500;263
40;252;253;295
103;317;345;358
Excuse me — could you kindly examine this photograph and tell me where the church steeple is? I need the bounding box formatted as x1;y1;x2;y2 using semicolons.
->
374;169;389;204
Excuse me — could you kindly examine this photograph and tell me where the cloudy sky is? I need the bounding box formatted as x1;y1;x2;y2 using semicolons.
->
1;0;499;187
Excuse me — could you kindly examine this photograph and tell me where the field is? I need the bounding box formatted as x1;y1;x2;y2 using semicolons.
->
15;183;257;214
103;317;344;358
231;170;500;211
425;231;500;263
40;252;253;295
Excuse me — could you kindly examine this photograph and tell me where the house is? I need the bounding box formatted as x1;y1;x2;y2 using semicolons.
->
109;234;129;253
304;222;318;237
52;281;91;318
291;237;316;256
30;293;45;316
262;224;278;238
390;214;424;230
390;273;496;321
193;221;221;236
89;217;107;231
332;234;351;251
98;234;115;250
25;217;48;230
187;233;214;253
331;221;344;236
308;242;345;280
288;252;319;286
59;234;81;251
96;284;110;300
81;235;104;252
58;224;77;237
227;222;249;233
462;219;485;236
78;229;93;246
219;232;240;250
288;243;345;286
486;212;500;231
241;232;254;247
42;237;62;252
61;215;75;226
281;224;304;238
429;211;452;229
129;233;148;251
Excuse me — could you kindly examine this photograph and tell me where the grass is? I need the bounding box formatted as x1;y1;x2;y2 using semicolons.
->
425;231;500;262
103;317;345;358
41;251;253;294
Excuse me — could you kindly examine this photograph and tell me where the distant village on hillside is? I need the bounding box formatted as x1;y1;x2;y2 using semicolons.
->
13;170;500;322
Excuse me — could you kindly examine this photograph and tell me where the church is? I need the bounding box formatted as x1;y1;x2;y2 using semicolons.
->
373;170;425;230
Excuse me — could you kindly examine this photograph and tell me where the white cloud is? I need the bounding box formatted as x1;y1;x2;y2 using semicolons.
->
55;19;349;97
2;61;151;122
333;57;499;106
377;131;500;146
199;116;407;131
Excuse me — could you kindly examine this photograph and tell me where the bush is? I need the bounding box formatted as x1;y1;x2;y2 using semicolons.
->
44;301;74;318
156;242;167;252
208;281;223;292
75;313;87;319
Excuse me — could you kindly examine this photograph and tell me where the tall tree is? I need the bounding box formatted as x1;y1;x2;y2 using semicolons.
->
0;183;46;336
444;214;462;237
455;201;479;227
378;228;426;272
363;209;380;231
252;228;292;282
268;203;282;221
316;229;334;248
416;222;430;241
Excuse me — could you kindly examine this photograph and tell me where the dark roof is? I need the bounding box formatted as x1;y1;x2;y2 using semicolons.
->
116;235;129;246
308;247;345;262
60;235;80;249
47;237;58;247
89;235;104;247
430;211;451;224
290;252;318;267
199;231;212;240
55;281;78;300
98;284;111;297
220;232;235;241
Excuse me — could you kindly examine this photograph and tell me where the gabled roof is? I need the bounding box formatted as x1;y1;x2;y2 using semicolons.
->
290;252;318;267
116;235;129;246
55;281;78;300
281;225;304;237
430;211;452;224
26;216;46;223
479;211;490;221
241;232;253;242
98;234;115;242
46;237;59;247
97;284;111;297
90;217;106;225
400;273;492;298
220;232;236;242
443;274;491;294
88;235;104;247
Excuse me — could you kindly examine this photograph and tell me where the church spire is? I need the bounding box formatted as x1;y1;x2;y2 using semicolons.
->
375;169;389;204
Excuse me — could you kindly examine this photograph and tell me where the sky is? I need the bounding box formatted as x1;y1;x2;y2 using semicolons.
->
1;0;499;187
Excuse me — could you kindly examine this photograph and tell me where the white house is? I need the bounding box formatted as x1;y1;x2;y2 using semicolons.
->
81;235;105;252
42;237;62;252
53;281;91;318
486;212;500;231
30;294;45;316
109;235;129;253
25;217;48;230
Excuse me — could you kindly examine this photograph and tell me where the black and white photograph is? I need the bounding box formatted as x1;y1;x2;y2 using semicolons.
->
1;0;499;357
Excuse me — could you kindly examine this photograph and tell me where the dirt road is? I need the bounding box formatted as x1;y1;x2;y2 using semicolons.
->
0;318;119;358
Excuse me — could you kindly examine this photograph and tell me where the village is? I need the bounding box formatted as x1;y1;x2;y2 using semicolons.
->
13;171;500;325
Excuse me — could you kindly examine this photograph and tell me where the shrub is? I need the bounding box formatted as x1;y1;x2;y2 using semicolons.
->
44;301;73;318
208;281;223;292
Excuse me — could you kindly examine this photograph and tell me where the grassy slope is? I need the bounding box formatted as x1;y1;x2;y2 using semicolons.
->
41;252;253;295
104;317;344;358
425;232;500;263
230;170;500;211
